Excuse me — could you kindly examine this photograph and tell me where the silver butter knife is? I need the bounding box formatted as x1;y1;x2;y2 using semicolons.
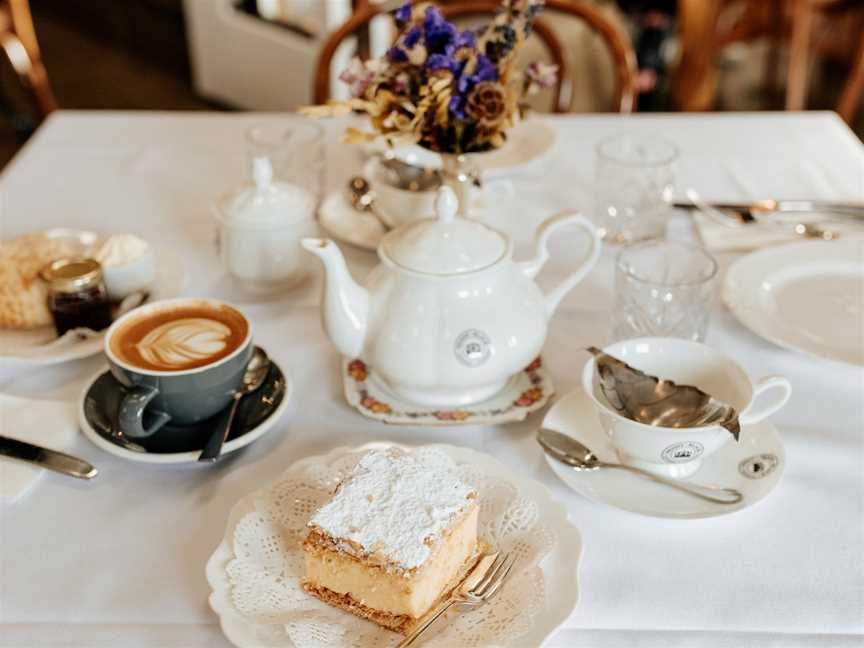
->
0;435;98;479
673;199;864;219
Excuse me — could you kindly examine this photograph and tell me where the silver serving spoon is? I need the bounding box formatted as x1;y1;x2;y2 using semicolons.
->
537;428;743;505
587;347;742;441
347;176;390;230
198;347;270;462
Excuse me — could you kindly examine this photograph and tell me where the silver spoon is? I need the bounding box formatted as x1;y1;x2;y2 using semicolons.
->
198;346;270;462
347;176;390;230
537;428;743;505
379;154;442;191
587;347;742;441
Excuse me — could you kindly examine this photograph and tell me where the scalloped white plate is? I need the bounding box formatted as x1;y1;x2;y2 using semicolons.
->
206;442;581;647
0;234;186;369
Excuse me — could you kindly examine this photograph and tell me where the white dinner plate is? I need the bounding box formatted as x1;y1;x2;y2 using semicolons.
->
723;238;864;366
0;236;187;370
206;442;581;648
542;389;785;519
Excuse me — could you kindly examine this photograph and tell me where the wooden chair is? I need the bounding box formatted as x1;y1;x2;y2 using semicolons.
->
673;0;864;123
314;0;638;114
0;0;56;122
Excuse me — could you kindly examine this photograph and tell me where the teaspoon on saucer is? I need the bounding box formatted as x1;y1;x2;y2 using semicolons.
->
198;347;270;462
537;428;743;505
347;176;390;230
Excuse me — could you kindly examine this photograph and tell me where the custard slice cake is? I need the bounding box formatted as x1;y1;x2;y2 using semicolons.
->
302;448;479;634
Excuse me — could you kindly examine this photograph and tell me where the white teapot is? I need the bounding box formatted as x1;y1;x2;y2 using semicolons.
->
302;187;600;407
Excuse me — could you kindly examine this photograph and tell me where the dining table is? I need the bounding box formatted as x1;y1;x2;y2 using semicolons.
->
0;109;862;648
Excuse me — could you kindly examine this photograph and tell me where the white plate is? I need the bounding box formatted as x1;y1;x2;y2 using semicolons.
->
0;243;187;368
472;118;556;176
318;192;385;252
542;389;785;519
77;362;291;465
723;238;864;366
206;442;581;648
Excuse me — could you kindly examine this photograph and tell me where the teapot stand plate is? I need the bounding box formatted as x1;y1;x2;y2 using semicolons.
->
342;356;553;426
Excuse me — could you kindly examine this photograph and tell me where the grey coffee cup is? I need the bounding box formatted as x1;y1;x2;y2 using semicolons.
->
104;298;253;438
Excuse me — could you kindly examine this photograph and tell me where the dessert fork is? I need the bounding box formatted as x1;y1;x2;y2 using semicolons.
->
396;551;517;648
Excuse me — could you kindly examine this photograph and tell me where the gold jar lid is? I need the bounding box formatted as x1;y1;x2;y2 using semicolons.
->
42;257;104;293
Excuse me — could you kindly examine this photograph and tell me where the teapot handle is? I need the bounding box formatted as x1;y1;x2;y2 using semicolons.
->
519;211;602;318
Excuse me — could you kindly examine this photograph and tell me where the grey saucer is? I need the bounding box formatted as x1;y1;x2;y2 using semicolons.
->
79;361;289;463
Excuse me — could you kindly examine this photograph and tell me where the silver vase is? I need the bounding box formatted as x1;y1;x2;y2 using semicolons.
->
440;154;481;218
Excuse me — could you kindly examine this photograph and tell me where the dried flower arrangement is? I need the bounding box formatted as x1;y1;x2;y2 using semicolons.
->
303;0;557;155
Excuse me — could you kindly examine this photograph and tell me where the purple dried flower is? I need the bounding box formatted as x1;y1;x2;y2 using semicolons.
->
403;25;422;49
474;54;498;82
449;95;466;119
427;53;455;72
338;56;377;97
451;30;477;52
525;61;558;94
423;6;457;53
394;2;412;25
456;54;498;94
387;46;408;63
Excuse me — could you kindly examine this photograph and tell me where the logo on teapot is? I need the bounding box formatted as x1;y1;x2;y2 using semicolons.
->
455;329;492;368
661;441;704;464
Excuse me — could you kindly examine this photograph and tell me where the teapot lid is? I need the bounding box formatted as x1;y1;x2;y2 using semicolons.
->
380;187;508;275
219;157;314;226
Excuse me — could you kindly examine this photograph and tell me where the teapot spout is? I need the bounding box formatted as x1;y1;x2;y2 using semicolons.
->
301;238;368;358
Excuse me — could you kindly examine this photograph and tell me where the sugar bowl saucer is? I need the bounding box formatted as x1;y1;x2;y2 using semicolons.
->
78;360;290;464
541;388;785;518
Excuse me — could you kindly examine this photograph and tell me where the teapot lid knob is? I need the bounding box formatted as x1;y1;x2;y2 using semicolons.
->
435;186;458;224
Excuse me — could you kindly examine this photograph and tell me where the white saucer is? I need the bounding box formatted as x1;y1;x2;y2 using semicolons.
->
78;361;291;465
0;238;187;369
542;388;785;518
318;192;385;252
343;356;553;425
724;238;864;366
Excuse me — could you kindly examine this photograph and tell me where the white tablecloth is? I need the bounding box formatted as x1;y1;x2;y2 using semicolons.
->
1;111;863;648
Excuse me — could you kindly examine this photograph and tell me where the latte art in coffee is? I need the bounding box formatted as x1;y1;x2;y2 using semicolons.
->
109;301;248;372
135;318;232;370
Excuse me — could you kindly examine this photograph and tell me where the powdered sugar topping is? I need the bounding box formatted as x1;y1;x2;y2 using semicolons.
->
309;448;476;570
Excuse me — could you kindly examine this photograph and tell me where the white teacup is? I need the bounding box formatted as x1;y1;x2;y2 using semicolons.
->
364;157;513;228
581;337;792;479
365;157;436;228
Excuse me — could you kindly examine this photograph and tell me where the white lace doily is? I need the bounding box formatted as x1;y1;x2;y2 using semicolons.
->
206;443;582;648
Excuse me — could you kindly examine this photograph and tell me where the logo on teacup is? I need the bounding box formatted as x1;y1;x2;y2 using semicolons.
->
136;318;232;370
661;441;704;464
454;329;491;367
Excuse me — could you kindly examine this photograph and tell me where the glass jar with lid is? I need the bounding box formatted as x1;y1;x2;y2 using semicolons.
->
42;258;113;335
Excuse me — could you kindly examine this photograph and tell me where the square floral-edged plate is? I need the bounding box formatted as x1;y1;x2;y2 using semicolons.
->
206;443;581;648
343;357;554;426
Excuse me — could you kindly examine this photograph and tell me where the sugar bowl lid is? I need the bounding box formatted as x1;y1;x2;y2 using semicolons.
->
380;187;508;275
219;157;313;226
